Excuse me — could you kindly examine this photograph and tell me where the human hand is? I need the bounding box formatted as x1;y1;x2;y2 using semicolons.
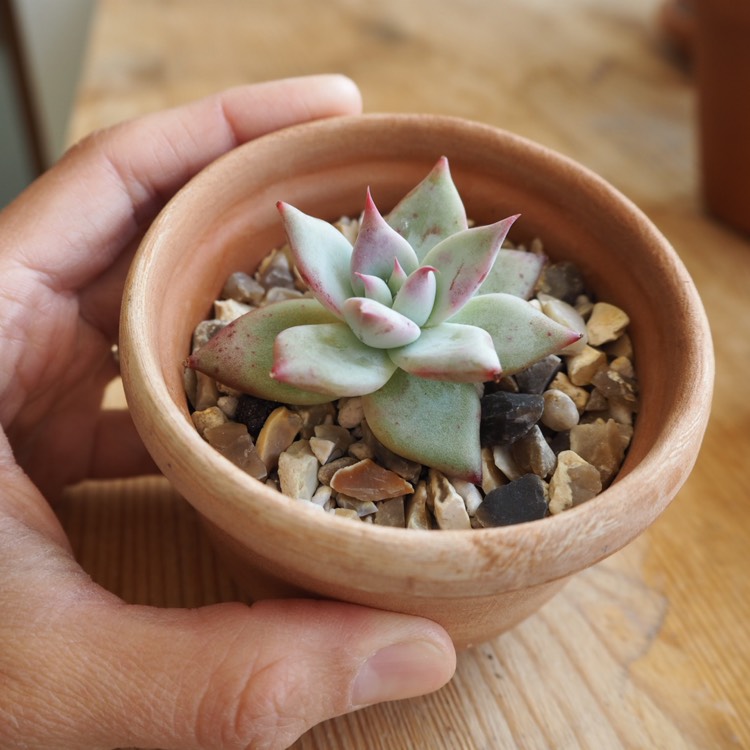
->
0;76;456;750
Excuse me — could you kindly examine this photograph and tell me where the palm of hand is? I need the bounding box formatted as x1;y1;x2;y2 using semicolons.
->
2;198;145;498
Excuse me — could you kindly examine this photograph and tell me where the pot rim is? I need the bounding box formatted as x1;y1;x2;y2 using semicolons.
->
121;112;714;596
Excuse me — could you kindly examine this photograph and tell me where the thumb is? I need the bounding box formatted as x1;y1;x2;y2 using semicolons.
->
14;595;456;750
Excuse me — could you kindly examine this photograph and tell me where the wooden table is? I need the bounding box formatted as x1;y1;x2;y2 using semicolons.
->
60;1;750;747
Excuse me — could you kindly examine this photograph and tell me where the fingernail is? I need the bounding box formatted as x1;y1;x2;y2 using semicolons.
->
351;640;451;707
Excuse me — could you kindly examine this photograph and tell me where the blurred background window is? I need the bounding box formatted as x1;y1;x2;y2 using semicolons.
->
0;0;93;207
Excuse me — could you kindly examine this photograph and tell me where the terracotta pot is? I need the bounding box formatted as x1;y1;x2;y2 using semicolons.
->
120;114;713;648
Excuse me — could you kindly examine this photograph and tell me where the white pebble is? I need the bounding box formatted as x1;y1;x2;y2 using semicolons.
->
541;389;580;431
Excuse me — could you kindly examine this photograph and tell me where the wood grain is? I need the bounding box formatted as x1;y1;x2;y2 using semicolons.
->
59;0;750;747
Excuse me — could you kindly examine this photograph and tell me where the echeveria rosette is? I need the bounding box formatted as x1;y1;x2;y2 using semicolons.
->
187;158;582;481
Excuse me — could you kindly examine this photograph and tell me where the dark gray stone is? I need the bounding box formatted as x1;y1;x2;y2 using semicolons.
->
537;261;586;303
515;355;562;394
480;392;544;446
475;474;549;527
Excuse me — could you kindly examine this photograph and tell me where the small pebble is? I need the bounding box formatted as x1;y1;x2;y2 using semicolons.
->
604;333;634;360
611;355;635;380
336;494;378;517
337;397;364;429
511;425;558;478
475;474;549;527
255;406;303;472
334;216;360;244
537;261;586;303
548;450;602;514
514;355;562;395
318;456;358;485
480;446;507;493
348;441;375;461
492;444;524;481
574;294;594;319
192;319;226;350
183;368;198;408
311;485;333;507
193;373;220;411
257;248;296;289
314;424;352;453
608;395;637;426
541;389;580;431
309;437;339;465
217;395;239;419
216;382;243;398
429;470;471;530
569;418;628;486
586;302;630;346
374;497;407;527
584;388;608;413
548;372;590;412
591;367;637;403
566;345;607;386
213;298;253;322
330;459;414;502
295;403;336;438
480;392;544;445
449;477;484;517
406;481;433;530
278;440;320;500
221;271;266;304
191;406;227;437
204;422;267;481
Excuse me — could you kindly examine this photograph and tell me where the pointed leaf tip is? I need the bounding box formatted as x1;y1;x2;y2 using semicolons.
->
277;202;354;317
354;272;393;306
386;157;469;259
350;191;419;292
423;214;520;326
392;265;437;326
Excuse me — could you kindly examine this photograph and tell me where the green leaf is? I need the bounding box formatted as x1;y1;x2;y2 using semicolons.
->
273;322;398;396
389;323;501;382
387;258;408;295
362;370;482;481
392;266;437;326
451;293;582;375
277;202;353;317
386;157;468;260
186;299;337;404
350;190;419;293
477;248;546;299
341;297;421;349
422;215;519;326
355;272;393;306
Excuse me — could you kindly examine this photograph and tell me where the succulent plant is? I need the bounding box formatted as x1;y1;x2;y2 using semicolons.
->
187;158;582;481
